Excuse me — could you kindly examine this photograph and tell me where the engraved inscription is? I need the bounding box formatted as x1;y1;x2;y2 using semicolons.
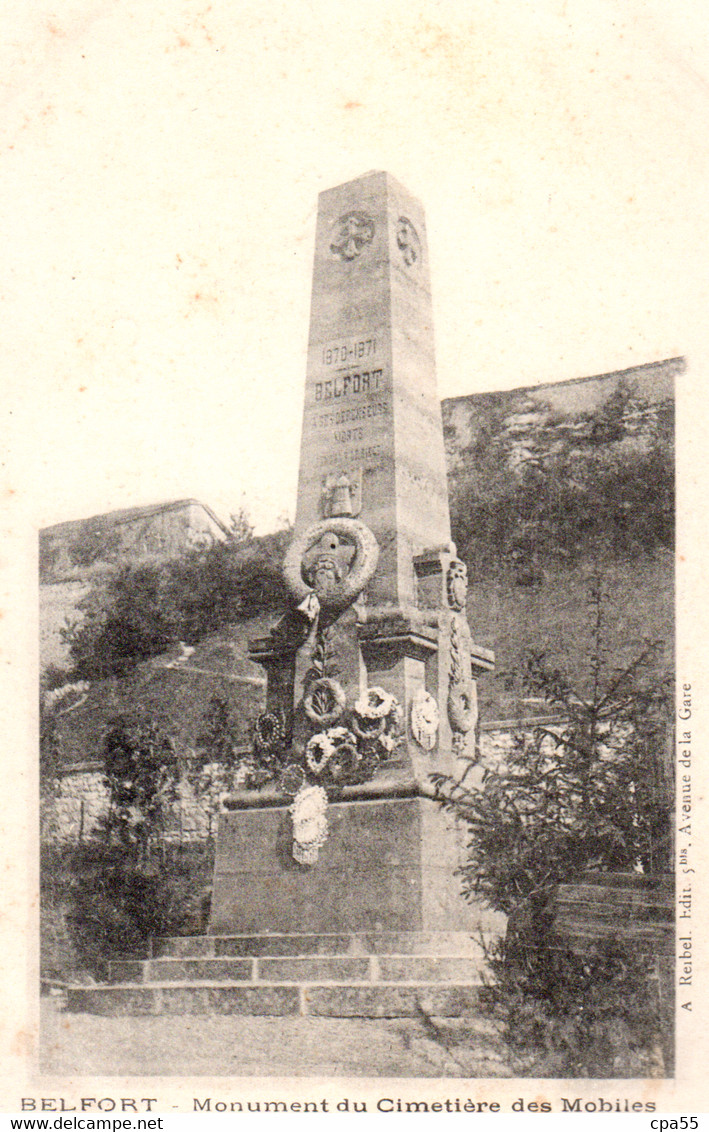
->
314;369;383;402
322;338;378;366
344;445;381;462
314;402;390;429
316;444;382;473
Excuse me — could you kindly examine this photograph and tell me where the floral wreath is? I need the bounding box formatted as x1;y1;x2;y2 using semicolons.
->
354;686;395;719
324;726;360;782
290;784;329;865
351;712;385;741
253;711;285;755
305;731;336;775
279;763;307;797
303;677;346;727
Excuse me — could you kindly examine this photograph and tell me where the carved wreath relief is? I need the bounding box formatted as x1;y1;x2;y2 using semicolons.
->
446;559;478;753
283;517;379;611
330;212;375;261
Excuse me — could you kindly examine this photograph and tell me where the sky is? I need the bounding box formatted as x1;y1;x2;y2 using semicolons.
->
3;0;708;533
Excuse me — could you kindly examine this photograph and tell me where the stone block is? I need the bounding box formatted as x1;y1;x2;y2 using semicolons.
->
156;985;299;1016
376;956;483;983
147;958;253;982
304;983;481;1018
215;933;360;957
65;986;159;1016
151;936;215;958
108;961;145;983
211;797;422;934
66;983;301;1017
255;956;370;983
210;795;480;935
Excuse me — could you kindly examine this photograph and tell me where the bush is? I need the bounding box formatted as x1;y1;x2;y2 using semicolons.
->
448;384;674;571
66;843;212;977
484;939;666;1077
42;841;214;981
101;714;180;853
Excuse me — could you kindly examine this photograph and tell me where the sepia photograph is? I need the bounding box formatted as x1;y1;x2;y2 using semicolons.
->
3;0;707;1114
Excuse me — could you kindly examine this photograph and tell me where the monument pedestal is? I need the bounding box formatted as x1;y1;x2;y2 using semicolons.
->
211;794;474;936
211;597;493;936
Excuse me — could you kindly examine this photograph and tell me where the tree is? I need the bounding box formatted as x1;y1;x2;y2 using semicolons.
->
431;582;674;1077
432;581;673;919
63;714;189;974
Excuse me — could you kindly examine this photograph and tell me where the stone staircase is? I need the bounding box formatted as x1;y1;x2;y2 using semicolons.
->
65;931;488;1018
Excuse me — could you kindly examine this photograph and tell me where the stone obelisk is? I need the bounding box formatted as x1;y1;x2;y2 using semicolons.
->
210;172;493;935
295;170;451;607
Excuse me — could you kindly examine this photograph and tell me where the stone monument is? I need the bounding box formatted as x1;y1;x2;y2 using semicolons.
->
64;172;498;1019
210;171;494;936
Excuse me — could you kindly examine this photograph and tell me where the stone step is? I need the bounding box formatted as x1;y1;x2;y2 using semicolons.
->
66;982;483;1018
150;930;484;960
108;954;485;985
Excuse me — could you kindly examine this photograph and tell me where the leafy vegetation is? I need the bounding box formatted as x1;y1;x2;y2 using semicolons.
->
482;940;667;1077
433;580;673;1075
434;582;672;913
446;383;674;575
43;713;212;979
435;679;671;916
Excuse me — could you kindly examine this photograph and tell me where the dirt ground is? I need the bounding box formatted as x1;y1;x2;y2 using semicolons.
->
40;996;511;1078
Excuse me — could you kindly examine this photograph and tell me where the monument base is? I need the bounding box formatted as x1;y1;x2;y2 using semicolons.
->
209;794;486;935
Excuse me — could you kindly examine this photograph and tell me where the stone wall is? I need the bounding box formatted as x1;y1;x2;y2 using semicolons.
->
41;760;245;846
40;723;544;846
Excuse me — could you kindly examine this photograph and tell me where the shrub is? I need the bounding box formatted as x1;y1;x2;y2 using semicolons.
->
62;841;212;978
483;939;666;1077
61;524;291;681
101;714;180;854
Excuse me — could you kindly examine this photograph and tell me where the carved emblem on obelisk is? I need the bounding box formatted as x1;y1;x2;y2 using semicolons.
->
330;212;375;260
397;216;421;267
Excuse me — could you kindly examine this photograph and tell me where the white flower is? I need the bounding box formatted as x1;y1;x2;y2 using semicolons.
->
326;725;351;742
290;784;328;825
44;681;90;712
